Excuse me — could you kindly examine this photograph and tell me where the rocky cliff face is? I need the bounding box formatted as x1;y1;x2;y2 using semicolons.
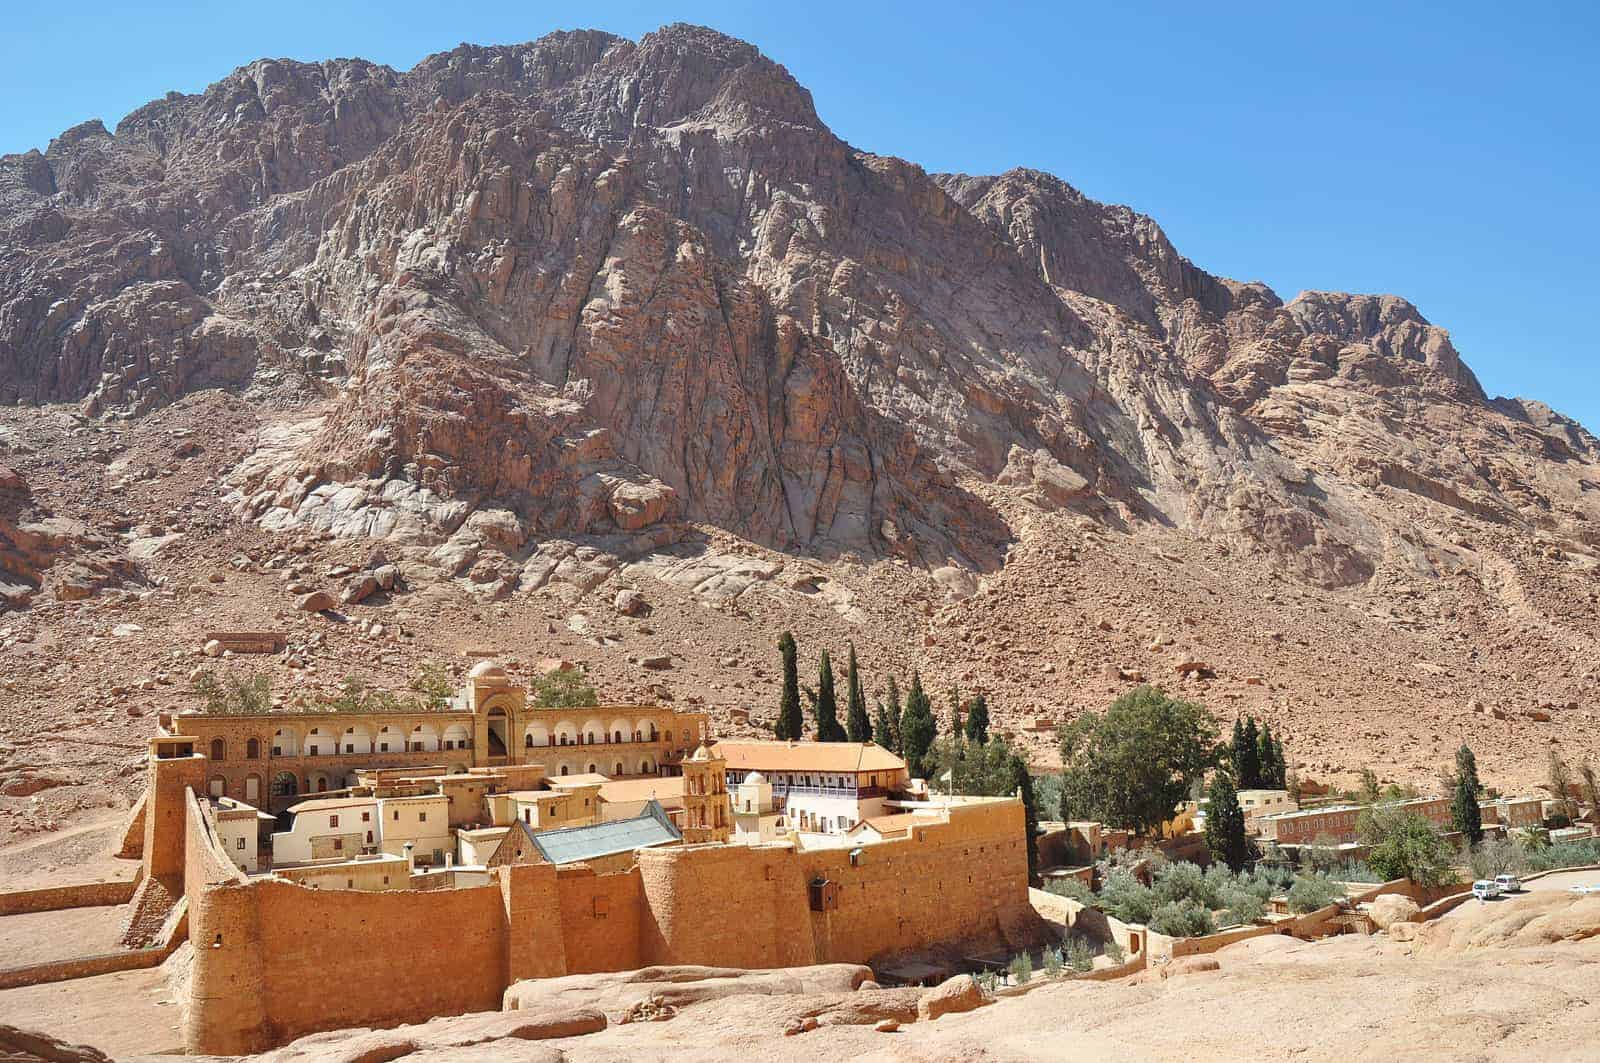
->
2;24;1598;791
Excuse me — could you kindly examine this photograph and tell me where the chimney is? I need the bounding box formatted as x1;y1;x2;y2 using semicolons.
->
404;841;415;872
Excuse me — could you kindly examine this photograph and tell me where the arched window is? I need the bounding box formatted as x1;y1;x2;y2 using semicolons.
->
525;734;534;748
245;738;260;759
613;761;624;776
560;764;569;776
271;772;299;798
209;738;226;762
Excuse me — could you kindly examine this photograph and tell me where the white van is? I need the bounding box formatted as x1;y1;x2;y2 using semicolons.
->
1472;879;1501;900
1494;874;1522;894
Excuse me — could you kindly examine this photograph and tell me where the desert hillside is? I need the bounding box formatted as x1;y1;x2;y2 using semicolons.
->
3;24;1599;845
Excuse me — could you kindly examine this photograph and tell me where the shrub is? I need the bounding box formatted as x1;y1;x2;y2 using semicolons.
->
1064;936;1095;973
1524;839;1600;872
1042;946;1063;978
1104;939;1126;964
1148;899;1214;937
976;970;1000;996
1098;868;1156;925
1151;861;1218;910
1286;872;1344;914
1218;892;1266;926
194;672;272;714
1044;876;1097;906
1008;952;1033;985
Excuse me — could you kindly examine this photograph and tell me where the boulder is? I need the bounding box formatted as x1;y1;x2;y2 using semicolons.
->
614;588;648;616
916;974;987;1021
297;591;338;613
373;563;400;591
202;639;224;658
641;654;673;670
875;1019;901;1033
1369;893;1421;930
343;573;380;605
0;1026;111;1062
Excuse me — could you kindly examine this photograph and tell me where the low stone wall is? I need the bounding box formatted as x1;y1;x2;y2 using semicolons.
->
0;877;140;916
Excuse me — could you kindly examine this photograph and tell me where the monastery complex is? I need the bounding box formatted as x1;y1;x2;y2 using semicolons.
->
110;662;1036;1053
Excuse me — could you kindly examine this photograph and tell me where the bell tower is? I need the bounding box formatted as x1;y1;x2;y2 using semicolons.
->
681;744;732;844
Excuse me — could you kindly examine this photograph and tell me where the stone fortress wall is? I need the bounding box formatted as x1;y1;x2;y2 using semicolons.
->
178;784;1032;1053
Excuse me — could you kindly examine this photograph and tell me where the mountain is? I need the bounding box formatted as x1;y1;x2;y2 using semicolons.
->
1;24;1597;815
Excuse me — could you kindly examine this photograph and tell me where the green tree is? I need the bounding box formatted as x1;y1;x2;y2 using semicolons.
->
844;644;871;743
1456;743;1482;796
1452;744;1484;846
1057;686;1220;838
775;632;803;740
1235;716;1261;788
965;693;991;745
529;668;598;708
808;649;848;741
409;662;454;709
193;672;273;714
872;702;893;750
1581;761;1600;821
1359;804;1458;887
883;674;904;754
1205;771;1250;871
1358;767;1381;805
947;686;964;743
1272;735;1287;788
899;670;937;777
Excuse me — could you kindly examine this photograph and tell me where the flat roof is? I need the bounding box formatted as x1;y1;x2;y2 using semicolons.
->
597;776;686;807
849;813;938;838
549;773;612;788
285;797;378;814
711;740;907;774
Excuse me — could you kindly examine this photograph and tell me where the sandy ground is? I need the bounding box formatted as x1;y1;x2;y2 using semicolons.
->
0;904;127;965
0;811;138;892
0;965;181;1057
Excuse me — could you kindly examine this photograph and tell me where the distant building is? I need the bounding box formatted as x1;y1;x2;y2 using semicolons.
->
731;771;784;844
714;740;910;835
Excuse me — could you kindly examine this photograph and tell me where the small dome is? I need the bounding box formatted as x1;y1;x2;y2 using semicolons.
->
742;770;766;785
468;660;506;679
688;743;716;762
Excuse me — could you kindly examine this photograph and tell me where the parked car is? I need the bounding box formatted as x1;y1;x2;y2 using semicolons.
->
1495;874;1523;894
1472;879;1502;900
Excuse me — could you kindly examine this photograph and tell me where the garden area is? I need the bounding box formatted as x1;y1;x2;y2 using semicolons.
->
1043;849;1353;937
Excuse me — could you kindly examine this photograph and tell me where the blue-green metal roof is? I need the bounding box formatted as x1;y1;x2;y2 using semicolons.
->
528;799;682;865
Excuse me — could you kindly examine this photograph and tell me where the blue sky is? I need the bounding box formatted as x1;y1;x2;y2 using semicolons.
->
4;2;1596;429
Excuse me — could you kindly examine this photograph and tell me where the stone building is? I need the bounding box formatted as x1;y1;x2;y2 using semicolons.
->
161;662;708;810
680;744;732;843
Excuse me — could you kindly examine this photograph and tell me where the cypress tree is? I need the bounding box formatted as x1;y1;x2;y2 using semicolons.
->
1452;743;1484;846
844;643;871;743
900;670;937;777
948;686;964;742
1257;723;1279;790
1008;749;1040;883
1452;768;1483;847
873;701;893;749
1272;736;1287;788
1205;771;1249;871
1231;718;1246;784
884;674;904;754
775;631;803;740
965;693;991;745
1237;716;1262;789
812;650;847;741
1455;744;1482;797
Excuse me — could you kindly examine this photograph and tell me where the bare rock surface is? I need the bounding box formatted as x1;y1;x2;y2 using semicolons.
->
2;20;1600;855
